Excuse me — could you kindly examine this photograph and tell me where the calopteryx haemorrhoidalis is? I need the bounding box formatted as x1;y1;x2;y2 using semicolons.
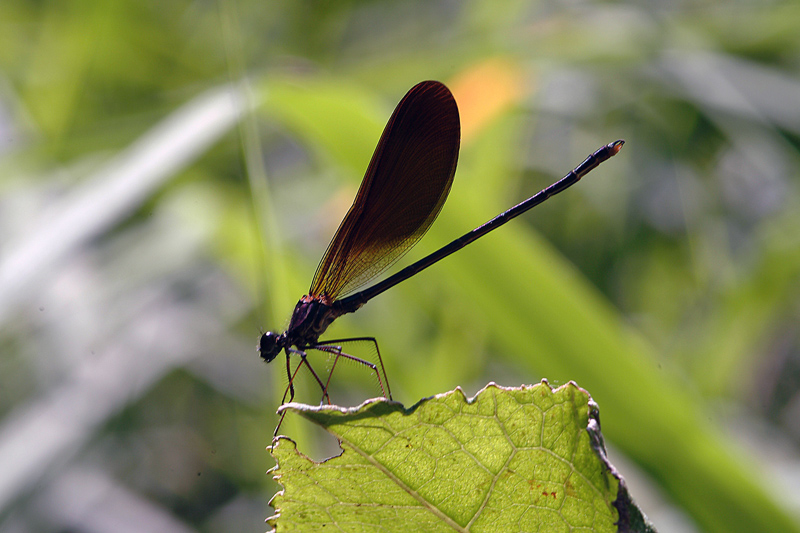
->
260;80;623;431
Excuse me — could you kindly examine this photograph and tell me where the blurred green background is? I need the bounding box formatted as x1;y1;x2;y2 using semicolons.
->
2;0;800;531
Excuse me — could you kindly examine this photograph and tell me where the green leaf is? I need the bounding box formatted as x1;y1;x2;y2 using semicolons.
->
268;382;654;532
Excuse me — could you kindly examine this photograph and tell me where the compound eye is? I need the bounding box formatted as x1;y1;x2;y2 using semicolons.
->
259;332;282;363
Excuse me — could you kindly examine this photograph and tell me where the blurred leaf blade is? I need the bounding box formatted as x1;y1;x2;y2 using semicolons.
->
261;77;388;176
0;82;251;324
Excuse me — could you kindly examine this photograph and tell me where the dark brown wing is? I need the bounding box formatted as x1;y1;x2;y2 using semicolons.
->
309;80;460;300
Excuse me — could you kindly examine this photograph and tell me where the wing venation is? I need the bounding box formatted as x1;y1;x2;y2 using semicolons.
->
309;80;461;299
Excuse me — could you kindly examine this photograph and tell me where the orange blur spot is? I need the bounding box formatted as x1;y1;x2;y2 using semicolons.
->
448;59;528;142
